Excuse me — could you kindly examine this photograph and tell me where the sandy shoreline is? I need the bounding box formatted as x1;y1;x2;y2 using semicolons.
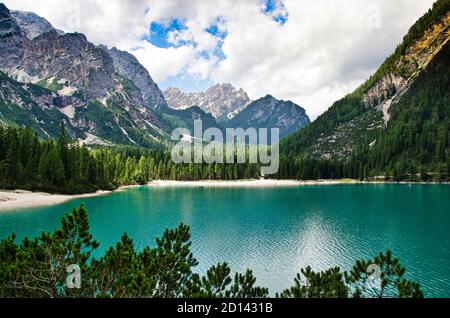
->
1;179;447;211
0;180;355;211
147;179;359;188
0;189;115;211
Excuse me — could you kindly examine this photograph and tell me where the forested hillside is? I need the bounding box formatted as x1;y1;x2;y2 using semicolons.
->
276;41;450;181
364;41;450;177
279;0;450;180
281;0;449;160
0;125;264;194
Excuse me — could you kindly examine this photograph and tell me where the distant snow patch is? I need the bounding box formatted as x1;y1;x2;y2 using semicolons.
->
227;110;240;119
100;97;108;107
46;76;55;85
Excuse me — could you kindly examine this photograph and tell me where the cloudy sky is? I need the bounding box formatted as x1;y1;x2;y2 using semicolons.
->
3;0;435;120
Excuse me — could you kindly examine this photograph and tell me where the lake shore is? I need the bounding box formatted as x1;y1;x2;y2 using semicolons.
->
0;189;114;211
147;179;360;188
0;180;354;211
1;179;448;211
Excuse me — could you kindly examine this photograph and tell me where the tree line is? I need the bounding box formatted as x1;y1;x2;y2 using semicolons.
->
1;122;448;194
278;37;450;182
0;205;423;298
274;154;450;182
0;125;263;194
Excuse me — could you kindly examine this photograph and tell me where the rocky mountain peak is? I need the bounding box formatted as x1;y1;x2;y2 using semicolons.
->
108;46;168;110
11;10;63;40
206;82;232;93
0;3;22;37
0;4;27;71
227;95;310;138
262;94;276;100
164;87;182;94
164;83;251;120
0;3;11;18
0;3;167;147
13;30;116;99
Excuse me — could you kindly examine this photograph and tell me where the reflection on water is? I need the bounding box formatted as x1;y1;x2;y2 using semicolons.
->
0;184;449;297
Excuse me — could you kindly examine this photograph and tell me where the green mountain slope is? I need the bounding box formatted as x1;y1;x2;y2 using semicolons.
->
282;0;450;162
0;71;83;138
366;39;450;173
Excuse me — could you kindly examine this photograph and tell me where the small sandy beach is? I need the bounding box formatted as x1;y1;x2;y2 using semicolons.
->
0;189;112;211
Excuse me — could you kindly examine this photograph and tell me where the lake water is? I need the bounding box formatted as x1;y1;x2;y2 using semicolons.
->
0;184;449;297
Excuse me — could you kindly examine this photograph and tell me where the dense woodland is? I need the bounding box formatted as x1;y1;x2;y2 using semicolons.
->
0;205;423;298
279;30;450;182
0;124;263;194
0;119;448;196
279;0;450;182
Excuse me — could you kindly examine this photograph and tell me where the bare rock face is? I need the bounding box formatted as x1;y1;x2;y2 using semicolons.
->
0;3;166;146
0;4;27;70
363;11;450;124
0;4;22;37
18;31;116;100
11;10;64;40
363;73;407;123
164;83;251;120
164;87;204;110
363;73;405;108
227;95;310;139
108;47;168;110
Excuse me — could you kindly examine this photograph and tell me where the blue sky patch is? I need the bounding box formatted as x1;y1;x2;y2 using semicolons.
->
263;0;277;13
260;0;288;25
147;16;229;91
204;17;228;60
149;19;188;48
205;17;228;40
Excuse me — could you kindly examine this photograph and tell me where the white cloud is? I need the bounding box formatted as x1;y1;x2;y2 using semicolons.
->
131;43;192;83
3;0;150;47
4;0;436;120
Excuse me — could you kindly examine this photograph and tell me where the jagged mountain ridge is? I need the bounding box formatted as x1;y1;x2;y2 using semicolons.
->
227;95;310;139
0;3;169;146
0;3;312;147
164;83;251;120
164;84;311;138
107;47;167;111
282;0;450;160
11;10;64;40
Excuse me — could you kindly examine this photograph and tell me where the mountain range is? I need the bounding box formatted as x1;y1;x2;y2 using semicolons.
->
0;4;167;146
0;3;310;147
3;0;447;168
227;95;310;138
164;83;251;121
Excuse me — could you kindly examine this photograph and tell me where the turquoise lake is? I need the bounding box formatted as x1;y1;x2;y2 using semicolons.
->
0;184;449;297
